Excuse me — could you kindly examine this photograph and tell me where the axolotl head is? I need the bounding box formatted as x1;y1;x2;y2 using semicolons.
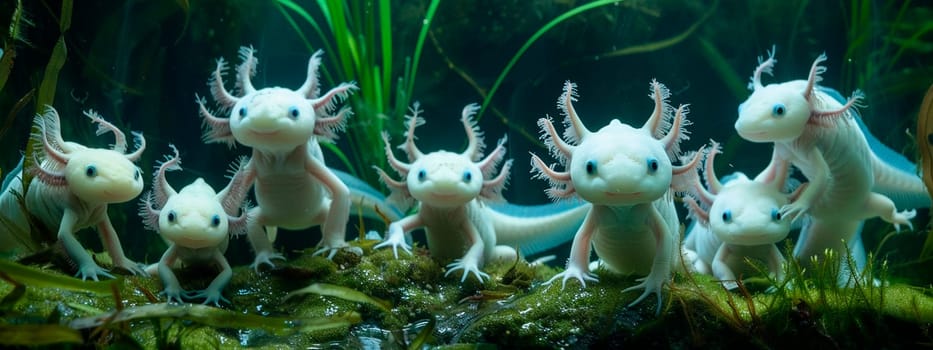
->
230;88;317;152
32;108;145;205
571;120;672;206
65;148;144;204
158;178;229;249
406;152;484;208
735;80;811;143
706;174;791;246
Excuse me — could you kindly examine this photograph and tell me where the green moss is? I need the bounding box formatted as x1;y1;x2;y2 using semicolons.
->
1;239;931;348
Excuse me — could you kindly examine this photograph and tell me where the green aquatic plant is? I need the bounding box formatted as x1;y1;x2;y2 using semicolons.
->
475;0;623;122
274;0;442;187
285;282;393;312
69;303;363;336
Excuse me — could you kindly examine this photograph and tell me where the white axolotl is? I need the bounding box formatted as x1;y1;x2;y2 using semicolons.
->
680;140;806;290
735;49;924;276
198;46;359;270
374;103;590;283
530;80;700;311
138;145;251;305
0;107;146;280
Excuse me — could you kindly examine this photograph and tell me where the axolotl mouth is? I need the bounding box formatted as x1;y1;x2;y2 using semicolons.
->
250;130;281;137
603;191;642;198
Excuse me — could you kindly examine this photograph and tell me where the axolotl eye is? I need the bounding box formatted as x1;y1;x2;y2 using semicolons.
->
721;210;733;223
417;169;427;182
462;170;472;183
771;103;786;117
771;208;782;221
210;214;221;227
238;107;248;119
287;106;300;119
167;211;177;223
646;158;659;173
85;165;97;177
585;160;597;175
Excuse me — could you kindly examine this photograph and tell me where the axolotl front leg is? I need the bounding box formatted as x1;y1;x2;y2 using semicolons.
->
374;214;424;258
444;212;495;283
546;208;599;288
305;154;353;259
156;245;186;303
186;249;233;306
779;147;828;221
58;209;113;281
97;213;146;276
621;203;675;311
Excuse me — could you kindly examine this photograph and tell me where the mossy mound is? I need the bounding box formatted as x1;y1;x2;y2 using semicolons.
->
0;240;931;348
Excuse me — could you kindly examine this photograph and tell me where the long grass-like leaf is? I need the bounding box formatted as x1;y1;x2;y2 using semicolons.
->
404;0;442;102
379;0;392;108
477;0;622;121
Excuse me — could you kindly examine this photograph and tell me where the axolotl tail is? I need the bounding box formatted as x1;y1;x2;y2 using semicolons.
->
1;157;23;192
821;87;931;210
486;199;591;257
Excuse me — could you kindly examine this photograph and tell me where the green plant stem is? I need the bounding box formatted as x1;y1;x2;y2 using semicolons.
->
478;0;623;121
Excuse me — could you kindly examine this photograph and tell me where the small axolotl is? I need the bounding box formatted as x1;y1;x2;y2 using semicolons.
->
138;145;251;305
680;140;806;290
0;107;146;280
530;80;700;311
374;103;590;283
198;46;358;270
734;48;923;278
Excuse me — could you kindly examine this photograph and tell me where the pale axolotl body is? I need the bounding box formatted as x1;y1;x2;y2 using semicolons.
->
530;81;699;311
198;47;358;269
680;141;805;290
138;146;251;305
374;104;590;283
735;49;922;276
0;107;146;280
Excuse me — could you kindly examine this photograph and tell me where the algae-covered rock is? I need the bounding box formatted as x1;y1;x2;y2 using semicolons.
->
1;240;932;348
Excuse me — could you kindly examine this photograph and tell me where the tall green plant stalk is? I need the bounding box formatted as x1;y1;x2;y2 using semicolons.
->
275;0;441;188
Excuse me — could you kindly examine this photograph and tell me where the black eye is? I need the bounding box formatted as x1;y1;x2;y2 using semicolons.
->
585;160;597;175
238;107;247;118
288;106;300;118
134;169;141;180
85;165;97;177
772;103;786;117
167;211;176;222
771;208;782;221
462;170;472;183
646;158;659;173
211;214;221;227
721;210;733;222
418;169;427;182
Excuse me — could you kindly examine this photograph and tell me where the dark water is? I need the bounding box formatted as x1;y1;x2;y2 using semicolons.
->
0;0;930;268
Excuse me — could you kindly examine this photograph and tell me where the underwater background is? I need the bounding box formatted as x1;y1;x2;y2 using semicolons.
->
0;0;932;348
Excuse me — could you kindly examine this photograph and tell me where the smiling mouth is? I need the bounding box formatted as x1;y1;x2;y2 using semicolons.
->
603;191;641;198
430;193;459;200
251;130;280;137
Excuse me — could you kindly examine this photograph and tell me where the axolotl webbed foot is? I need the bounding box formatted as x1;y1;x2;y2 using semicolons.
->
74;263;115;281
186;289;231;307
622;272;668;315
890;209;917;232
445;259;490;283
250;251;287;271
544;265;599;289
112;259;148;276
160;285;188;304
373;234;413;259
311;244;363;260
